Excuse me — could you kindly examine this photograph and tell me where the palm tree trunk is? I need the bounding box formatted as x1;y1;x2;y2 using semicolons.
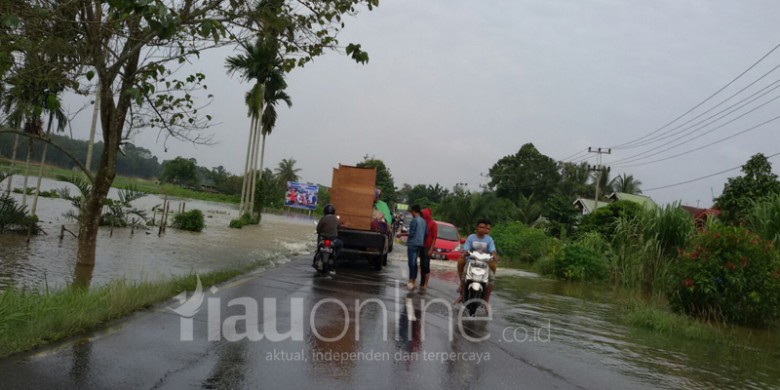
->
21;138;33;207
85;85;100;173
5;134;19;194
31;114;54;216
239;115;255;215
248;118;262;215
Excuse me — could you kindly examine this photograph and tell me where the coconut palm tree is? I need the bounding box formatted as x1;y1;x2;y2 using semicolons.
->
275;157;301;184
226;36;291;215
610;173;643;194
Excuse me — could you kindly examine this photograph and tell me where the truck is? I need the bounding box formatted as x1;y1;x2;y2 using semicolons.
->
329;165;392;270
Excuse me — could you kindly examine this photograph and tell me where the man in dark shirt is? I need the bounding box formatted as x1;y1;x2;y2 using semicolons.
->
316;204;343;260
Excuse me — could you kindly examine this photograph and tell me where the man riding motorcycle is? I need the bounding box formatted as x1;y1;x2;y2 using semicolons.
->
315;204;343;270
455;219;498;308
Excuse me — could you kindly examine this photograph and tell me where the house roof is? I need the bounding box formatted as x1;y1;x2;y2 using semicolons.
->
607;192;657;209
572;198;604;214
680;205;721;219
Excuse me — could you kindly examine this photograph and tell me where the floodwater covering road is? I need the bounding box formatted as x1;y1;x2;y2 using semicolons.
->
2;251;780;388
1;179;780;388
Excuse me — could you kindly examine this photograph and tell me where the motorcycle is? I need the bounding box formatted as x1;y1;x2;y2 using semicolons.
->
463;251;494;316
313;236;336;274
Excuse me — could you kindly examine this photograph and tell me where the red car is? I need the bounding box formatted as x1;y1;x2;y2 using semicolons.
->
430;221;464;261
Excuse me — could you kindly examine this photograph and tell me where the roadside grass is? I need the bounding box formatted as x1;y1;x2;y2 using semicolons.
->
0;266;255;358
620;298;737;344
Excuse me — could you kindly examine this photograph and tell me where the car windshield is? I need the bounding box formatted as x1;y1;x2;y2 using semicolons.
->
437;223;459;241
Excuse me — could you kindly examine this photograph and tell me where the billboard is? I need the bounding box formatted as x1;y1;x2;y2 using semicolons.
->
285;182;319;211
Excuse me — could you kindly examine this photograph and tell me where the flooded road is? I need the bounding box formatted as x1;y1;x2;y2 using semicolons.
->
2;178;780;388
2;251;780;388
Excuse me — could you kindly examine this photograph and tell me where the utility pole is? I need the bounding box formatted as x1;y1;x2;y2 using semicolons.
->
587;147;611;210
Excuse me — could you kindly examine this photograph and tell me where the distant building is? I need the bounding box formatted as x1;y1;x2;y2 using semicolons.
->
606;192;657;209
573;192;658;215
680;205;720;229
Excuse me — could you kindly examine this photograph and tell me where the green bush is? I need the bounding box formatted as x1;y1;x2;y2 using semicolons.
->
228;213;258;229
552;244;609;282
172;209;205;232
747;193;780;249
491;222;553;263
668;225;780;326
578;200;643;240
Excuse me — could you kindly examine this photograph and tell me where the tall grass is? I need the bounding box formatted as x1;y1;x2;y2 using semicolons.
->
608;204;694;295
0;267;251;358
747;193;780;249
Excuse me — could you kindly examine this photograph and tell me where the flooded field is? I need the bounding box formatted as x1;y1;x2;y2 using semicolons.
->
0;177;315;290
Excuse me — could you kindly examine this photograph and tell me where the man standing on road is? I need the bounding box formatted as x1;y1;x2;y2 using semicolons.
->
454;219;498;305
406;204;426;290
419;208;438;288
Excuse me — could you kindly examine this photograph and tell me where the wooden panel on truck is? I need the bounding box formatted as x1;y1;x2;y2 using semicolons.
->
331;165;376;230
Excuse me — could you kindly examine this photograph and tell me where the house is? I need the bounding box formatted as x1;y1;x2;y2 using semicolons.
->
680;205;720;229
606;192;657;209
572;198;602;215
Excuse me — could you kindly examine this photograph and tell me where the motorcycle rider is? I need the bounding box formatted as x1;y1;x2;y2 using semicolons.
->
454;219;499;307
316;204;343;268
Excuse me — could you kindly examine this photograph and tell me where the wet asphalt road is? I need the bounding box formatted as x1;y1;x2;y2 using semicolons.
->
0;255;653;390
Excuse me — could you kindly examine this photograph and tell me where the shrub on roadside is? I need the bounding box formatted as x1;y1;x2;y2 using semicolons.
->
491;222;553;263
668;225;780;326
228;213;258;229
552;244;609;282
172;209;205;232
577;200;643;240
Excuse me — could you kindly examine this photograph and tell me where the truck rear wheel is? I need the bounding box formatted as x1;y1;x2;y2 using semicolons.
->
373;255;383;270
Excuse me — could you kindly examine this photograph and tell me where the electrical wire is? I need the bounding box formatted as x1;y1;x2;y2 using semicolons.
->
609;41;780;149
643;151;780;191
618;112;780;168
615;71;780;151
612;90;780;165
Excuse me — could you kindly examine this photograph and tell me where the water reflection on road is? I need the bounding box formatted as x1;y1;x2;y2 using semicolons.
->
494;272;780;390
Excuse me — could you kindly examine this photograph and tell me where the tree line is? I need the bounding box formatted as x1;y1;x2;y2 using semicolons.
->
0;133;162;179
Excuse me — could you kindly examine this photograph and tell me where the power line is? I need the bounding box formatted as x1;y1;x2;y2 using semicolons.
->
559;148;589;162
643;151;780;192
609;41;780;149
615;72;780;152
617;112;780;168
612;90;780;166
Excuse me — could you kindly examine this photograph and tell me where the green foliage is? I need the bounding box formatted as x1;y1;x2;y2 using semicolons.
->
668;226;780;326
275;158;301;184
551;244;609;282
747;193;780;248
488;143;561;203
172;209;205;232
405;183;449;209
0;192;40;234
0;134;162;179
160;157;199;187
356;156;396;203
229;213;258;229
490;222;553;263
541;195;579;238
578;200;643;239
715;153;780;225
435;188;518;235
610;173;643;194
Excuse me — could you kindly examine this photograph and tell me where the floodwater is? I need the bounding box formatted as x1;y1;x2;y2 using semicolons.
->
2;177;780;388
0;177;315;290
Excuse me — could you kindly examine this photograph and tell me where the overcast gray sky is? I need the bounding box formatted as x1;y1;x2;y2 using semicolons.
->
65;0;780;207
